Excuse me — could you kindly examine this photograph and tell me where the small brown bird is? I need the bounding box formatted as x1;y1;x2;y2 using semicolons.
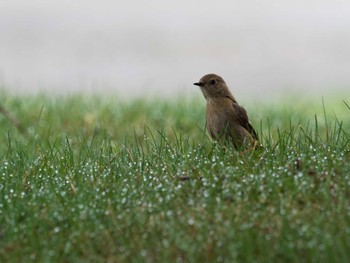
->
194;73;259;150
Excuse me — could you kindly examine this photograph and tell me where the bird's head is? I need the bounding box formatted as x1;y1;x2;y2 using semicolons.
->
194;73;232;100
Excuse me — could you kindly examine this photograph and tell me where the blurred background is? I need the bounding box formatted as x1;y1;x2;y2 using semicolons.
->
0;0;349;101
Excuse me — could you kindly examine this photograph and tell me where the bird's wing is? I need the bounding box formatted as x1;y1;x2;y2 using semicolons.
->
231;102;259;140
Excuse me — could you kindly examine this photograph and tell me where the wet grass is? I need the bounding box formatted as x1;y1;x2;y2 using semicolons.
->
0;93;350;262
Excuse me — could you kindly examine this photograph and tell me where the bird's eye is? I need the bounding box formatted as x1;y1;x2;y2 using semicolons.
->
210;79;216;85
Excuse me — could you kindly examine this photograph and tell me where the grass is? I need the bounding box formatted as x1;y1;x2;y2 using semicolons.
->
0;92;350;262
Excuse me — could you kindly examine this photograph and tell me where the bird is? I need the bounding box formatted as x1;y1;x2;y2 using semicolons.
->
194;73;259;151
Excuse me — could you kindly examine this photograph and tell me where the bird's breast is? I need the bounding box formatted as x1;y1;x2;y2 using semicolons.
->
206;100;233;138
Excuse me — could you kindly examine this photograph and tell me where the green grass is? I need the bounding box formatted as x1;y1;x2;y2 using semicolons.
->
0;93;350;262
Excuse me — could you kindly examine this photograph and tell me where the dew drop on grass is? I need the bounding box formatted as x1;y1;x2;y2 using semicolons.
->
162;239;169;247
166;210;173;217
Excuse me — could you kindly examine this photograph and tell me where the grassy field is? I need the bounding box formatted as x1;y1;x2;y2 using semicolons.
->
0;93;349;262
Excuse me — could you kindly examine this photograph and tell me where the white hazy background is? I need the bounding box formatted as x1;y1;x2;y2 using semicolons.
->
1;0;350;100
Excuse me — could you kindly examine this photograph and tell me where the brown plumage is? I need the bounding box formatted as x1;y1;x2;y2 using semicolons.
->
194;73;258;150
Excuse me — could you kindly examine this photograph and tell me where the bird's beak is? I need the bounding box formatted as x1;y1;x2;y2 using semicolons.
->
193;82;204;86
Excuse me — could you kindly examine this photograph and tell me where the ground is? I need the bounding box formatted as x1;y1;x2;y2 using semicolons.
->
0;94;349;262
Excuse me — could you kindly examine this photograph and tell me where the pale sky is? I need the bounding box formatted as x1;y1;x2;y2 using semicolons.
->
1;0;350;100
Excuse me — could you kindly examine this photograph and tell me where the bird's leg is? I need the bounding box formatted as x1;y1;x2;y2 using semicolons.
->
240;140;259;155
